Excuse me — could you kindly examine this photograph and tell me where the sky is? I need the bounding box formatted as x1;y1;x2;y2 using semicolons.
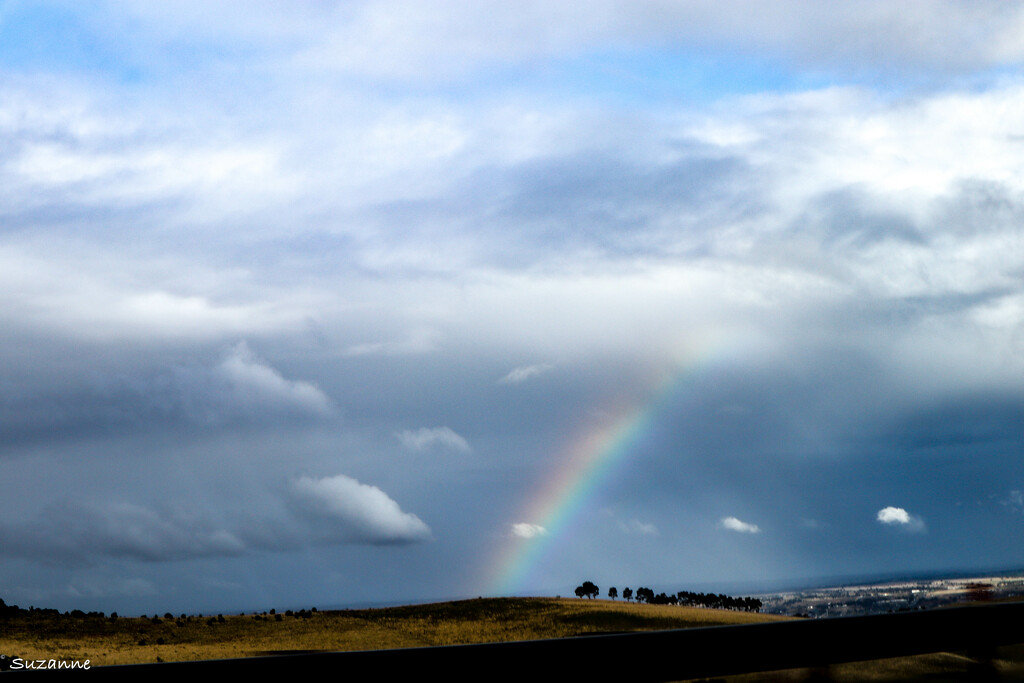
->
2;0;1024;616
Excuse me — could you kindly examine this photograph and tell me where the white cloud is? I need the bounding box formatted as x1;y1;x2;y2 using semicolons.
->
618;519;659;536
288;475;431;544
214;342;333;418
396;427;471;453
0;245;295;342
12;140;287;207
1003;490;1024;511
720;516;761;534
342;328;440;357
876;506;926;532
510;523;547;539
876;506;911;524
499;363;554;385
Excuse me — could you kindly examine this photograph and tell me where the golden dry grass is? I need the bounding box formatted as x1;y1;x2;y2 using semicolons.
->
0;598;786;667
4;598;1018;679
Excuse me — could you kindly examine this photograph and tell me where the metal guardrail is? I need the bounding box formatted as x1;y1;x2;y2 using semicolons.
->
101;601;1024;680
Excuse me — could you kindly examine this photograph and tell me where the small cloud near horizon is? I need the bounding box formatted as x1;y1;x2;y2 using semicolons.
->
1001;490;1024;512
510;523;547;539
876;506;926;532
618;518;659;536
720;516;760;534
499;363;553;385
342;328;439;357
396;426;471;453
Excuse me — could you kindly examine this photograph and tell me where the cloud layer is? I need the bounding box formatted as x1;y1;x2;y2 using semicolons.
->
1;2;1023;615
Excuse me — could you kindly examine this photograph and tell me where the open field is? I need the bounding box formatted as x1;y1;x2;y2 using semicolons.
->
0;597;784;667
3;597;1023;679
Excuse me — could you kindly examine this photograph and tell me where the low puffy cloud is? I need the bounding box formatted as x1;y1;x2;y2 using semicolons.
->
510;523;547;539
287;474;432;545
499;364;553;385
720;516;761;534
876;506;911;524
876;506;926;532
396;426;471;453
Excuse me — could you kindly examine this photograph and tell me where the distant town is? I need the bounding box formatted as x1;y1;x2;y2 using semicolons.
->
757;571;1024;618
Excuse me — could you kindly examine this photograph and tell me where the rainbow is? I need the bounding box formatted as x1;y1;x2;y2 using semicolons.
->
485;343;727;596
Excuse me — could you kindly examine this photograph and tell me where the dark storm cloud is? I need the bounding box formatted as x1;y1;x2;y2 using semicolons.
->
932;179;1024;237
881;393;1024;453
0;501;247;565
0;342;332;445
795;187;925;249
887;288;1016;323
0;473;430;566
596;345;1024;573
348;145;759;275
487;152;758;255
491;150;749;222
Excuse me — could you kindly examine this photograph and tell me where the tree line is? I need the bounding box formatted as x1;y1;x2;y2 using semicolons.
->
573;582;762;612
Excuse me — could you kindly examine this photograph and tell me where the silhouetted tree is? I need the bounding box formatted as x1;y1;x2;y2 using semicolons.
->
623;587;633;602
608;586;618;600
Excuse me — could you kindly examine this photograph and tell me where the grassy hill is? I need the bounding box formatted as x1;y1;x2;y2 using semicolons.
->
5;597;1020;679
0;597;784;667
